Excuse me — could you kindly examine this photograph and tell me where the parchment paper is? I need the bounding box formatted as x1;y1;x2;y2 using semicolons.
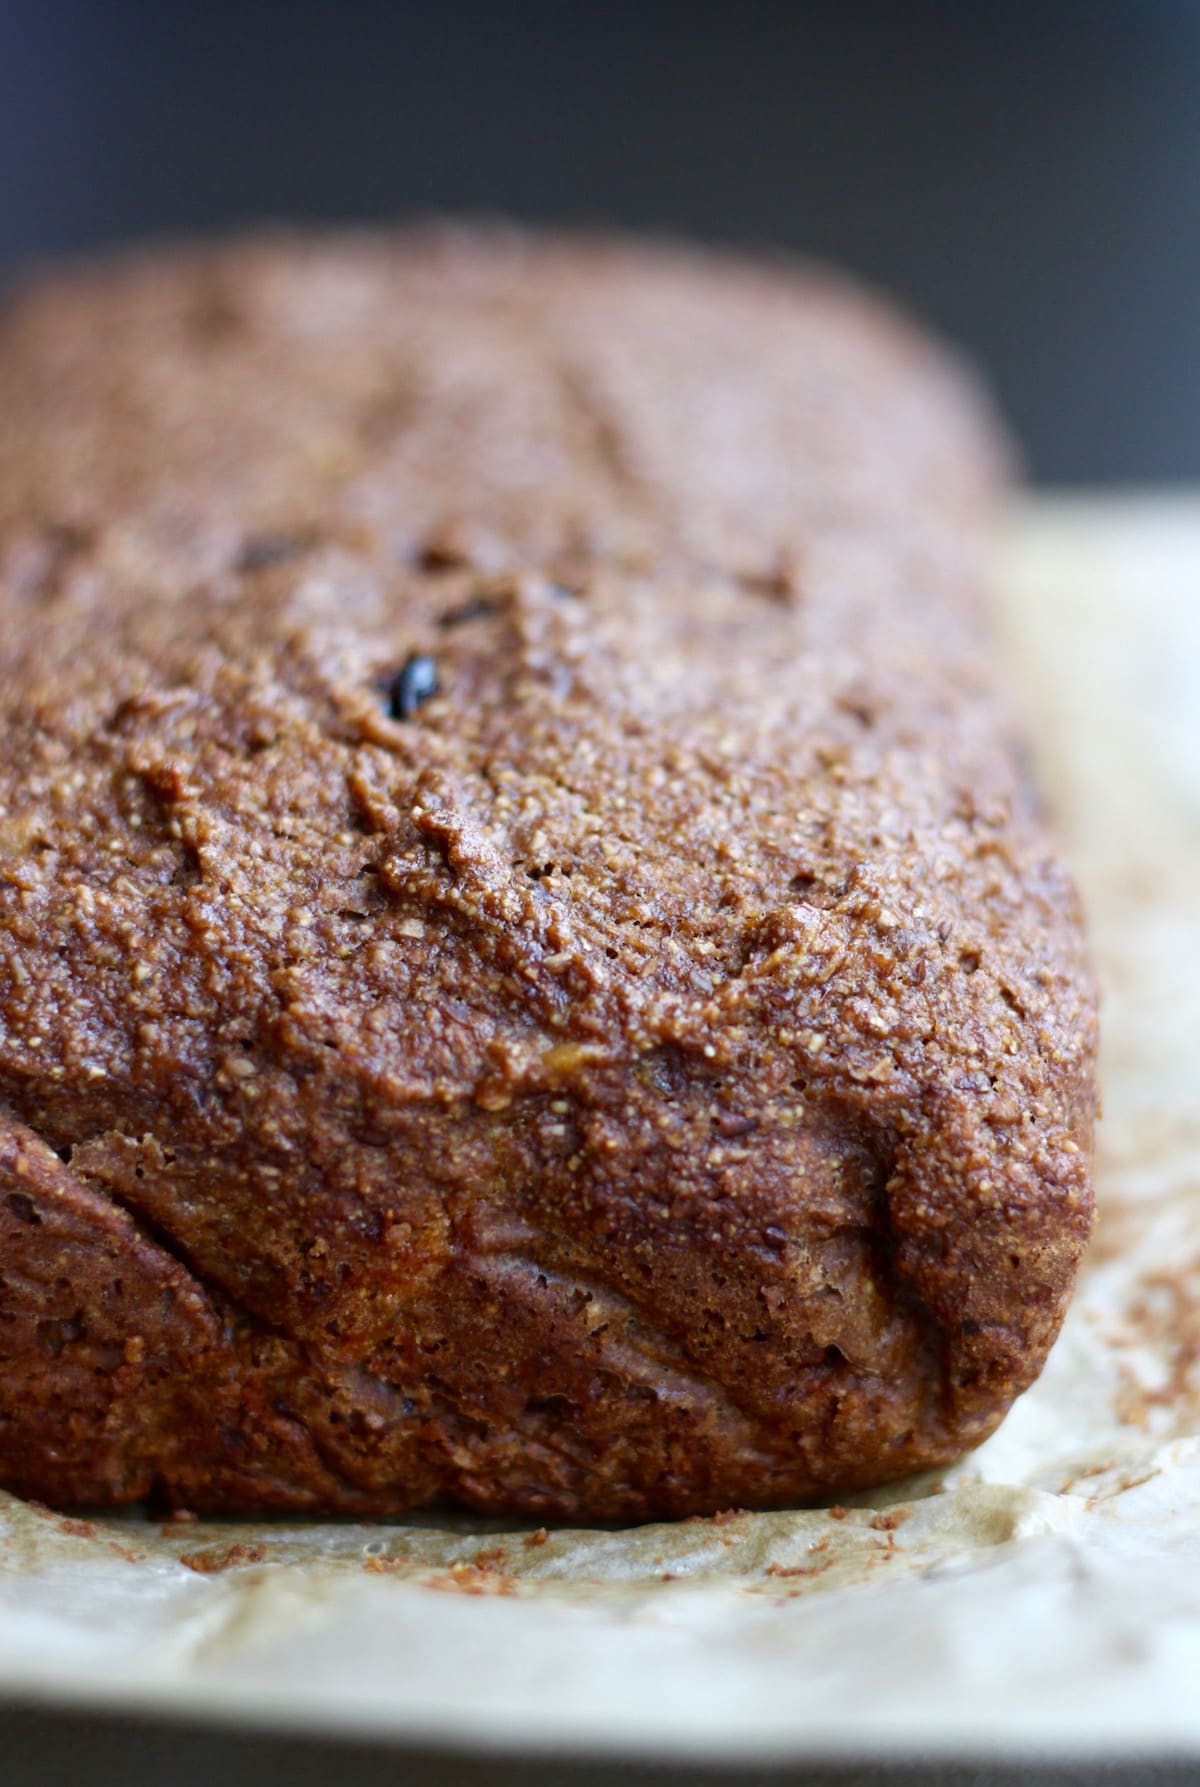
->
2;496;1198;1764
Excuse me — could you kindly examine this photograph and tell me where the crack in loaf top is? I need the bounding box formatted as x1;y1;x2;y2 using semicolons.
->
0;229;1096;1518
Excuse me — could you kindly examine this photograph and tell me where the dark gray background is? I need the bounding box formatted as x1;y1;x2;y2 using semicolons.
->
2;0;1199;482
1;1707;1198;1787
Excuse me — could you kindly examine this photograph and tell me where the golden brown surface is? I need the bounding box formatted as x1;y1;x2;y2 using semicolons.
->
0;230;1096;1519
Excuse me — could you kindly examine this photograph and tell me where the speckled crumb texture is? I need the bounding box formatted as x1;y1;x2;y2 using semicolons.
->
0;229;1096;1519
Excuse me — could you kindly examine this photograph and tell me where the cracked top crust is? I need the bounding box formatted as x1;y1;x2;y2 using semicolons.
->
0;229;1097;1519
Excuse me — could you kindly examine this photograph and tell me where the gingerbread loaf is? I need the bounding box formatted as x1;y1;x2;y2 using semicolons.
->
0;230;1097;1519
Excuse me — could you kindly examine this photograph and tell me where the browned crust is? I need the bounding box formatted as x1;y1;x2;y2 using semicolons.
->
0;228;1096;1519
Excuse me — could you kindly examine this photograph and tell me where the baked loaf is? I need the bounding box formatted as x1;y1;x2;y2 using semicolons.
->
0;230;1096;1519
